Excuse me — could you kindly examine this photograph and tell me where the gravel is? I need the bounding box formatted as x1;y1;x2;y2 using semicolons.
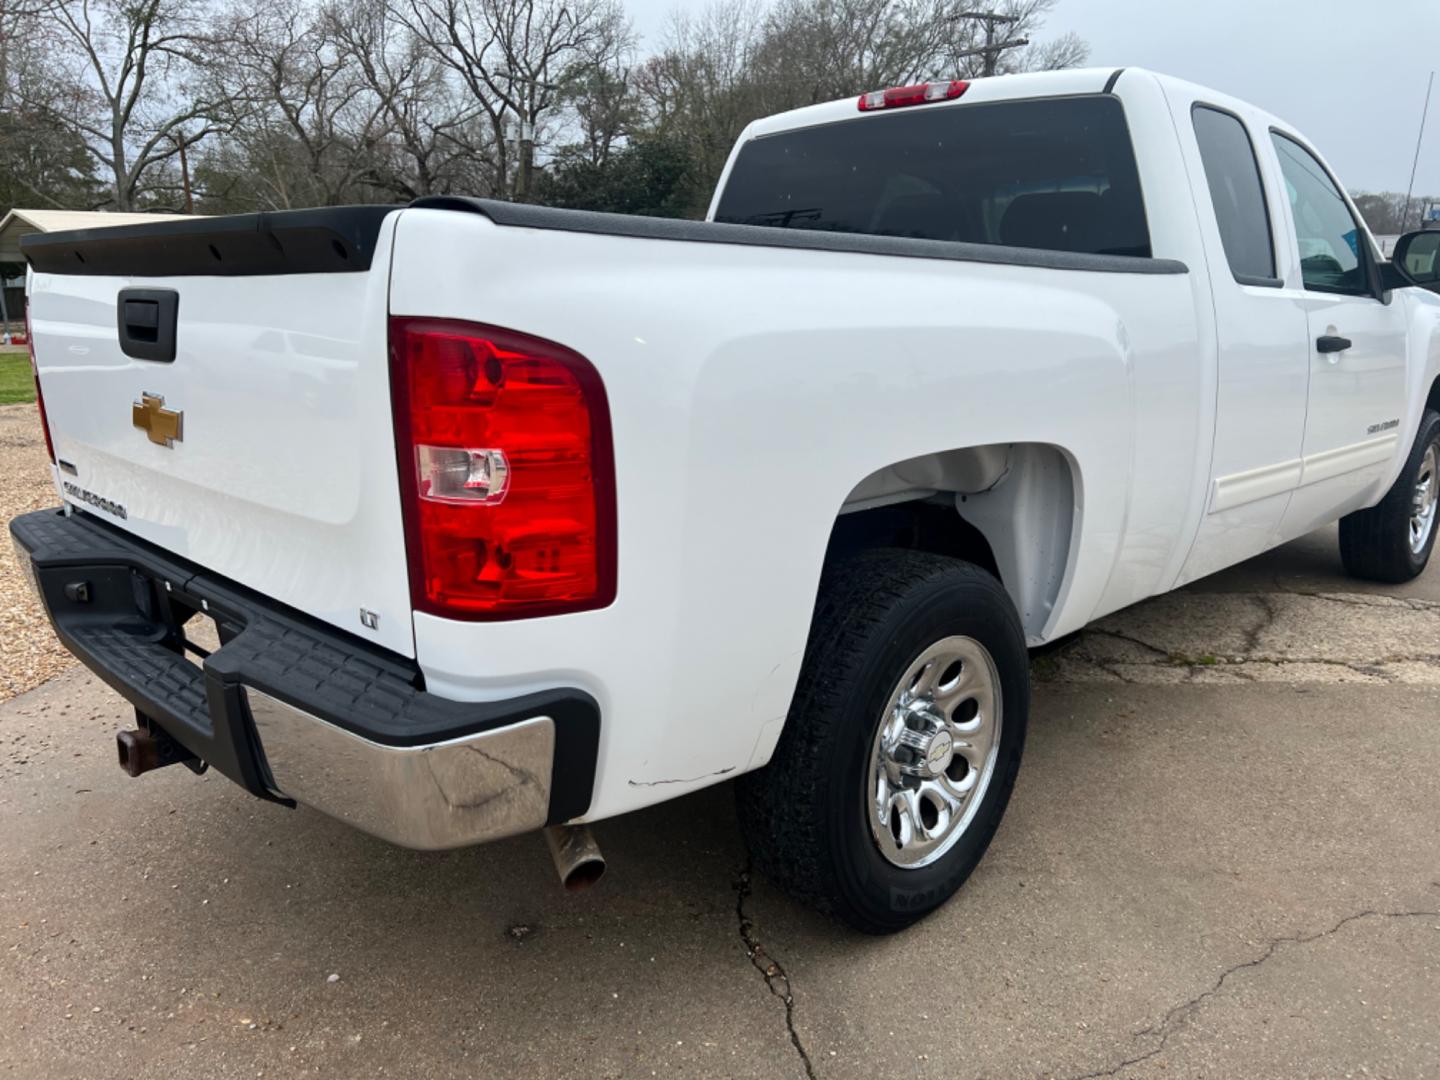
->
0;403;73;700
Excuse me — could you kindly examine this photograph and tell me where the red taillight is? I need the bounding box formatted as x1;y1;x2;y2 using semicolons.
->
388;318;616;620
24;303;56;464
857;80;969;112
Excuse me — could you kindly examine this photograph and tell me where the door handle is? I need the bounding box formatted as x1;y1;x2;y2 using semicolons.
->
1316;334;1352;354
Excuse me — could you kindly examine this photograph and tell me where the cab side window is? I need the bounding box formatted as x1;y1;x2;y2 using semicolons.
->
1192;106;1276;285
1270;132;1370;296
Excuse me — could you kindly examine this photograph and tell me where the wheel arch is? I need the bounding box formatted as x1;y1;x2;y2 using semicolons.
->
828;443;1081;643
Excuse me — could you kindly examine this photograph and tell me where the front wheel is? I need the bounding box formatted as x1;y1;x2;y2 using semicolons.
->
1339;408;1440;584
736;550;1029;934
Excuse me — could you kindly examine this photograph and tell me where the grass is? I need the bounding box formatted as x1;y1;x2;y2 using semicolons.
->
0;350;36;405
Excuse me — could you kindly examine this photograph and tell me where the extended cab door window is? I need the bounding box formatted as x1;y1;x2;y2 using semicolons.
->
1191;106;1277;286
713;95;1152;259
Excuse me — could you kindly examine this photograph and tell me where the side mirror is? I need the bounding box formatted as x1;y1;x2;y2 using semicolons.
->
1389;229;1440;294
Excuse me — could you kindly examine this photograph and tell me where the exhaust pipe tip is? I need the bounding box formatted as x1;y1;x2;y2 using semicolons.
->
561;854;607;892
544;824;606;892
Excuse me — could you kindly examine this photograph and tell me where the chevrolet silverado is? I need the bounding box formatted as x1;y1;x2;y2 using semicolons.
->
11;67;1440;933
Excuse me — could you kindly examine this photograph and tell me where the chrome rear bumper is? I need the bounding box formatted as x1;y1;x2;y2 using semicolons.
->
249;690;555;849
10;507;600;850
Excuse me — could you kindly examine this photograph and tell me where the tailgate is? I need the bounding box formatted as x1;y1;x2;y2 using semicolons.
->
22;207;415;657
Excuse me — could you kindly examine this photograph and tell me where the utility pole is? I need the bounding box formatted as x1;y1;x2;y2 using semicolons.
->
953;11;1028;77
175;131;194;214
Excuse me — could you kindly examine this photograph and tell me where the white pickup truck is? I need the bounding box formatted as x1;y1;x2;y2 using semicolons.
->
11;68;1440;933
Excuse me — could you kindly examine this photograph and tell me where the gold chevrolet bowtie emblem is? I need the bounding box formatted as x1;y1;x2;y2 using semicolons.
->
132;392;183;448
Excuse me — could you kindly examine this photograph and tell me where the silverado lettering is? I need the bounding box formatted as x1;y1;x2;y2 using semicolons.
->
61;483;127;520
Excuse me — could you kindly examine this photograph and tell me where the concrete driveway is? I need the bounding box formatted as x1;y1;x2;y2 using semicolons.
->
1;525;1437;1079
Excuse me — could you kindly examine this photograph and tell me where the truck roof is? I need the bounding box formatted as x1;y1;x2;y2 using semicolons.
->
743;67;1295;144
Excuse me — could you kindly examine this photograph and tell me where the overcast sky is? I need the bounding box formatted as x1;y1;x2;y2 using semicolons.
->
622;0;1439;196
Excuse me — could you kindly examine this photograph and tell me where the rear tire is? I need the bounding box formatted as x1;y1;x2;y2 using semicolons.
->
1339;408;1440;584
736;550;1029;934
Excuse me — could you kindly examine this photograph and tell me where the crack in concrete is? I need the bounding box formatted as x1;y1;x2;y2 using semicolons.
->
1057;620;1440;681
1241;593;1278;656
1046;586;1440;685
732;862;818;1080
1222;653;1440;670
1082;628;1171;659
1269;580;1440;614
1061;907;1440;1080
1095;662;1135;684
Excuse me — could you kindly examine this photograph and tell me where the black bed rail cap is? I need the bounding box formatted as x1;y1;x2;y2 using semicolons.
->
21;205;400;277
409;195;1189;276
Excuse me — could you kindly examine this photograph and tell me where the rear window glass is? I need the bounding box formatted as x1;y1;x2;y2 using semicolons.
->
713;95;1151;258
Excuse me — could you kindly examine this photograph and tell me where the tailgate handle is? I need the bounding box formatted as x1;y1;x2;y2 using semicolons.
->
124;300;159;332
117;288;179;363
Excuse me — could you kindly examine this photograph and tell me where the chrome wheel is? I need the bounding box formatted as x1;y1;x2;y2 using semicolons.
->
1411;442;1438;555
867;636;1003;869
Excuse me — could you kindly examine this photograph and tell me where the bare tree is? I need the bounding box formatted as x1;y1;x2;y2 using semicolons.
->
23;0;221;210
749;0;1087;106
0;0;46;111
0;0;94;343
209;0;390;208
325;0;493;199
1352;190;1440;236
8;0;1092;218
1016;30;1088;73
0;1;104;211
558;9;638;168
636;0;766;200
395;0;630;200
751;0;957;108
